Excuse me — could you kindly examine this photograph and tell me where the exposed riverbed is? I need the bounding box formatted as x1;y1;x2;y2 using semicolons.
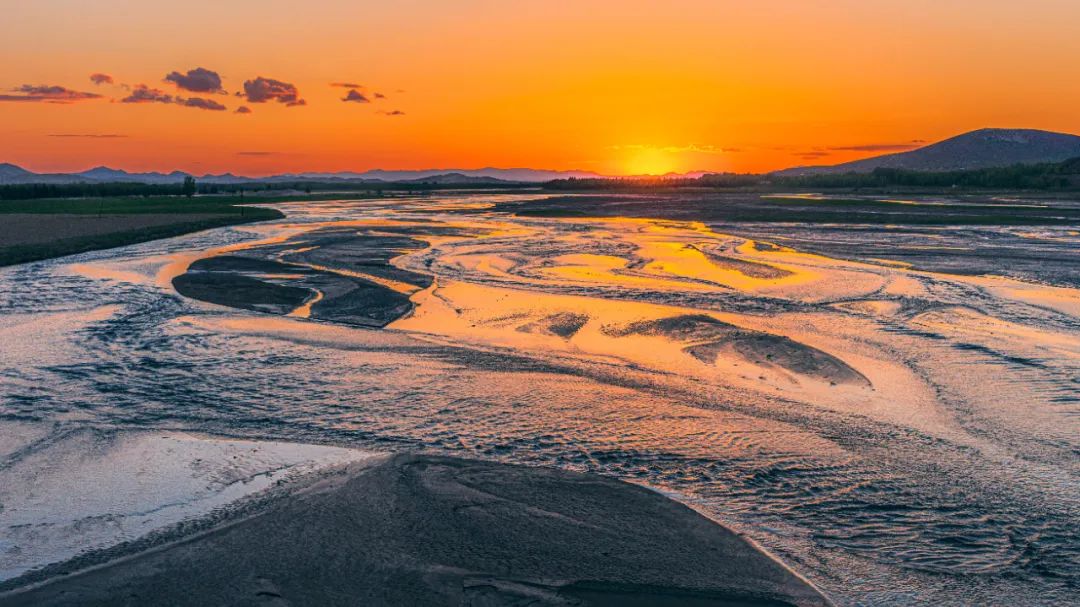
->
1;193;1077;606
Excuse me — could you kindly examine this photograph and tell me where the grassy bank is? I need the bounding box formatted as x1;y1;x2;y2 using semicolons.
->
0;196;287;267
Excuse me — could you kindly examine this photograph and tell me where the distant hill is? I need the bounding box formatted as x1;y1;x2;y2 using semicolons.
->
397;172;515;185
285;168;603;182
775;128;1080;176
0;164;603;185
75;166;192;184
0;163;31;179
0;163;91;185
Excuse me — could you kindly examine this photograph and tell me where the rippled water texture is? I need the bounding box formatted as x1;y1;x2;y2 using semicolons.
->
1;193;1078;605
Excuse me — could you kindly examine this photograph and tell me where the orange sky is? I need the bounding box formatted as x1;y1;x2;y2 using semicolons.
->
3;0;1080;176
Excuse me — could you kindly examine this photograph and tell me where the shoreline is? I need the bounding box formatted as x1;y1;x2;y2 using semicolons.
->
0;451;831;607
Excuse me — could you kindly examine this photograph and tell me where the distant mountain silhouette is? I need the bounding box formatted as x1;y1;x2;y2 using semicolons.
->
0;165;605;185
76;166;191;184
396;172;516;185
0;162;91;184
775;128;1080;176
0;163;32;180
286;168;604;182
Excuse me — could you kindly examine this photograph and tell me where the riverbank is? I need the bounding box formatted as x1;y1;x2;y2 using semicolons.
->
0;197;285;267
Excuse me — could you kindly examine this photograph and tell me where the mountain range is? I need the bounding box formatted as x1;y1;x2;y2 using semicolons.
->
774;128;1080;176
4;128;1080;185
0;164;607;186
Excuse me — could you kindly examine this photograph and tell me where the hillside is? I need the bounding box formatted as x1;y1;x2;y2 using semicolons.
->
776;128;1080;176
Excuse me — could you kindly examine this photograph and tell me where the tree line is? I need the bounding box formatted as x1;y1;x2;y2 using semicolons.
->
544;157;1080;191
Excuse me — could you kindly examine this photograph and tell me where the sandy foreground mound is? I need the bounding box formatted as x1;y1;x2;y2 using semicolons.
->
1;453;830;607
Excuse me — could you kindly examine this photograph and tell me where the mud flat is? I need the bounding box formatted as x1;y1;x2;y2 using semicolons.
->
0;454;830;607
604;314;870;386
170;226;441;327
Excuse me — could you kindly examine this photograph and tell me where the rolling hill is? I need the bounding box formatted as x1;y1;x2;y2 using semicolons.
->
775;128;1080;176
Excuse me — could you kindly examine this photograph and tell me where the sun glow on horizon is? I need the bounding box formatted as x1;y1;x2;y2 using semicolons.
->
622;147;681;176
2;1;1080;174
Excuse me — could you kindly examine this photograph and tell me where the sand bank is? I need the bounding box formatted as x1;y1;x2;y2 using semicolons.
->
1;453;830;607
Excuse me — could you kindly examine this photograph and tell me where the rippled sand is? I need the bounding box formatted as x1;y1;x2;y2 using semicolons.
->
1;193;1077;606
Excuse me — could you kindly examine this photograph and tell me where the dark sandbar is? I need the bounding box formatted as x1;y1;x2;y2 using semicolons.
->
0;454;830;607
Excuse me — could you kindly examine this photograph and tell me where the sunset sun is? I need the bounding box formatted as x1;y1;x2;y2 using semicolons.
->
623;147;679;176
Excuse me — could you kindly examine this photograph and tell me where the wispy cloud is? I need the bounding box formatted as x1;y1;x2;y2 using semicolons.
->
378;109;406;116
240;77;305;106
0;85;103;103
342;89;370;103
826;142;922;152
89;73;114;86
48;133;128;138
235;105;252;114
609;143;729;154
181;97;227;111
121;85;176;104
795;151;831;160
122;84;227;110
165;67;226;94
333;81;389;101
237;151;278;156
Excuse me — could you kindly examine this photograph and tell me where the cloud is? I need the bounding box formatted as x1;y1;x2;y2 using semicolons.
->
181;97;227;111
121;85;176;104
89;73;114;86
122;85;228;110
342;89;370;103
235;105;252;114
378;109;406;116
165;67;226;94
330;82;363;89
795;151;831;160
374;92;385;99
48;133;128;138
237;151;278;156
826;143;922;153
608;143;728;154
241;77;305;106
0;85;103;103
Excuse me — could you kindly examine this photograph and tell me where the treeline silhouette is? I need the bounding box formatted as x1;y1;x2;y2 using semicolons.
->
0;182;199;200
545;157;1080;191
0;179;536;201
5;158;1079;200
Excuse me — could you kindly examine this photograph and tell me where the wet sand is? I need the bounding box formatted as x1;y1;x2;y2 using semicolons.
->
0;454;830;607
4;193;1077;605
170;226;436;326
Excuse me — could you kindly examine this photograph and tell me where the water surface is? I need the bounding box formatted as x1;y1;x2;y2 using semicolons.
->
1;193;1078;606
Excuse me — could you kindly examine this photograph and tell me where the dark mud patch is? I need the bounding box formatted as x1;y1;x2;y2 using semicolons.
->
170;225;450;327
699;247;794;280
603;313;737;341
274;229;436;291
607;314;869;386
517;312;590;338
172;272;312;315
686;336;870;386
187;255;301;274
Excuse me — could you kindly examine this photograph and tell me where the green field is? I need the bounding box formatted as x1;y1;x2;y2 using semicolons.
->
0;196;292;267
0;193;378;215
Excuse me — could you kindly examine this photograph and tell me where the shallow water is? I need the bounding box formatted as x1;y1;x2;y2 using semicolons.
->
1;193;1078;605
